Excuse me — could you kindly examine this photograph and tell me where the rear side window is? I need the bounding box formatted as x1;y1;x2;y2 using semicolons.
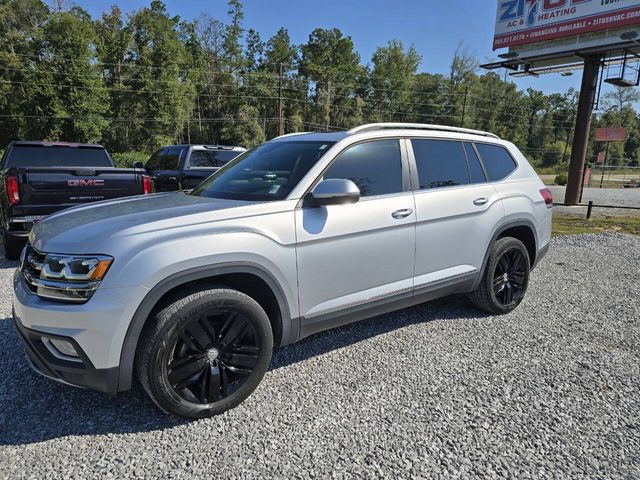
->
411;139;469;189
5;145;112;168
323;139;403;197
475;143;517;181
464;143;487;184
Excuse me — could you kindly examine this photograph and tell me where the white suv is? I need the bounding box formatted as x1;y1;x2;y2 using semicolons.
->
12;123;553;418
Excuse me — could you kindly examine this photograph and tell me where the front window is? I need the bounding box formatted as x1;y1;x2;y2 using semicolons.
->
146;147;183;171
323;139;403;197
191;141;334;201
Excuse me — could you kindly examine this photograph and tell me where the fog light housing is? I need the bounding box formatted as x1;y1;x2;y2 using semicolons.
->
46;337;81;360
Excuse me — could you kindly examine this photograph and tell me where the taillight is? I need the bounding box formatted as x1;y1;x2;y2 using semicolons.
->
5;175;20;205
540;188;553;208
142;175;152;194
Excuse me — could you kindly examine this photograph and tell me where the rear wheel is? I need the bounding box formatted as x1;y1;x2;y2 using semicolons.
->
2;228;23;261
470;237;530;314
137;288;273;419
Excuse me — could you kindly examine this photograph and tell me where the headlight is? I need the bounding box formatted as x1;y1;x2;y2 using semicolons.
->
22;247;113;303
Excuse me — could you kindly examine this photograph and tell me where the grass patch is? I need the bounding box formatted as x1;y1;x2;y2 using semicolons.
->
552;215;640;236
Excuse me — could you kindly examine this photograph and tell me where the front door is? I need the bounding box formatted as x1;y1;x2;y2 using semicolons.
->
295;139;416;335
147;147;183;192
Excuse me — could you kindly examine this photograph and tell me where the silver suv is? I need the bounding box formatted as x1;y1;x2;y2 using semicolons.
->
12;123;553;418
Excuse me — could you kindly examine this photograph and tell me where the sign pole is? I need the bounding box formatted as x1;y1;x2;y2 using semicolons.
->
600;141;610;189
565;56;600;205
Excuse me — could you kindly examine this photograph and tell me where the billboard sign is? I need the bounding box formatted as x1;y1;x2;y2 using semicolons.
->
493;0;640;50
595;127;626;142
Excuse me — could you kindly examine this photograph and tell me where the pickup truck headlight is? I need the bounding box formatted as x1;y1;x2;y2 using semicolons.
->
22;247;113;303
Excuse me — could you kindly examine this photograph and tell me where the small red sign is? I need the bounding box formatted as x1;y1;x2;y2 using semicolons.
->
595;127;626;142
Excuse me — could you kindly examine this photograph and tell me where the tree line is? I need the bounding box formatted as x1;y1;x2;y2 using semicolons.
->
1;0;639;169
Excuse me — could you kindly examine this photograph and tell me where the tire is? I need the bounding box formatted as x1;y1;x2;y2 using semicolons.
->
136;287;273;419
470;237;530;315
2;228;23;261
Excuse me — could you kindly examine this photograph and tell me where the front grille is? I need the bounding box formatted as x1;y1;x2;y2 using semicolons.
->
22;245;45;294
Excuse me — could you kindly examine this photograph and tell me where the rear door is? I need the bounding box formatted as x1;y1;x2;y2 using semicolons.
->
147;147;184;191
410;139;503;290
295;139;416;334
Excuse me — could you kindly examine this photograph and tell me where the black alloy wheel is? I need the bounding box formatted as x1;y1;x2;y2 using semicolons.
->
492;248;527;307
137;288;273;419
166;309;261;404
469;236;530;314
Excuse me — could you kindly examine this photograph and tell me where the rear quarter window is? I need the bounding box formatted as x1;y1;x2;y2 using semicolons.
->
474;143;517;182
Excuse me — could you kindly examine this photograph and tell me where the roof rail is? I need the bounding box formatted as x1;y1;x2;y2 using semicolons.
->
271;131;312;140
347;123;500;139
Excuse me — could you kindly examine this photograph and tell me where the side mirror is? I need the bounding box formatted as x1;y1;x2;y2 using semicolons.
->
132;161;145;169
306;178;360;207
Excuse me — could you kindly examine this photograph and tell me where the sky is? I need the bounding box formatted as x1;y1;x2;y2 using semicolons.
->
78;0;599;96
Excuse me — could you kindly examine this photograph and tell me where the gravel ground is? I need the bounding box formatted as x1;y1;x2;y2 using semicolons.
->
0;233;639;479
549;186;640;217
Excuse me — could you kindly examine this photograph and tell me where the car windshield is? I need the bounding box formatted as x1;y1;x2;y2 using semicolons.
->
190;141;334;201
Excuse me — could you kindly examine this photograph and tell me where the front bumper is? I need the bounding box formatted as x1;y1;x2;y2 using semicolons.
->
12;269;147;394
13;312;119;393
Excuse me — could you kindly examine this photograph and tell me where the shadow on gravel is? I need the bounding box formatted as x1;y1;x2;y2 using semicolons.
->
270;296;486;370
0;243;487;445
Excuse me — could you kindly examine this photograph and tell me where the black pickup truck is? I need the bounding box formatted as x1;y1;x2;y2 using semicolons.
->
145;144;246;192
1;141;151;259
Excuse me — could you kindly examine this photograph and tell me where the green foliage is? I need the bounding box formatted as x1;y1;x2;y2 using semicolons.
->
540;140;568;167
111;151;149;167
0;0;639;176
554;173;568;186
219;105;265;147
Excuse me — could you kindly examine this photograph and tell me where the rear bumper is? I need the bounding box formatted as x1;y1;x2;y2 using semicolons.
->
12;312;119;394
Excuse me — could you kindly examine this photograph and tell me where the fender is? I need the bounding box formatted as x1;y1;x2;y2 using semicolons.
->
472;219;538;291
116;262;294;392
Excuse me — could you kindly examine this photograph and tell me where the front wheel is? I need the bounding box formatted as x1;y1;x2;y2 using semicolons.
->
136;288;273;419
2;228;23;261
469;237;530;315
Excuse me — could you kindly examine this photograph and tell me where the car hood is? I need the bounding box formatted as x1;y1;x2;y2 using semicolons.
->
30;192;257;253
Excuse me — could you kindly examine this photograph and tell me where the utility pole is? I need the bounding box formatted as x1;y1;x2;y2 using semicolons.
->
325;80;332;132
460;85;469;128
565;56;600;205
277;63;285;137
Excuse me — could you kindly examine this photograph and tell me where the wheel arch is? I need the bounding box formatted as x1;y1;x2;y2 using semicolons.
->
473;219;538;290
116;262;294;392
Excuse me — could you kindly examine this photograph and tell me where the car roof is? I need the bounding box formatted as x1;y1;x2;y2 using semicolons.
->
11;141;105;149
171;144;246;150
269;123;502;144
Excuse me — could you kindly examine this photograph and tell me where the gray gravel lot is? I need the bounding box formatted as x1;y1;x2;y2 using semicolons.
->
549;186;640;217
0;233;639;479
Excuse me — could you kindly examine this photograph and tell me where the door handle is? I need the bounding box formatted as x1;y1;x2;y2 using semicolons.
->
391;208;413;219
473;197;488;206
168;177;178;182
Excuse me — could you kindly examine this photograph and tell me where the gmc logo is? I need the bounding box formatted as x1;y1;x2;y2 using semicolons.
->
67;179;105;187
